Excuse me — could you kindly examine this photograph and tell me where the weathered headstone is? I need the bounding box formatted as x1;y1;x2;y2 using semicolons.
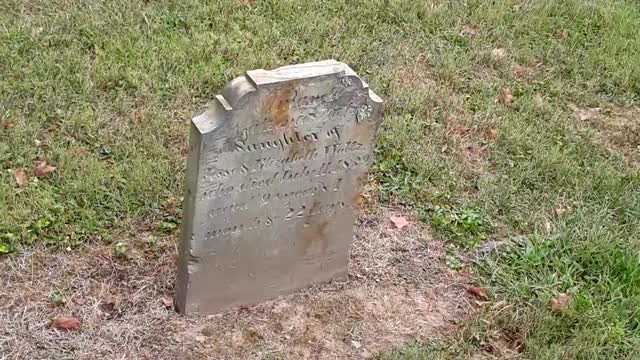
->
175;60;383;314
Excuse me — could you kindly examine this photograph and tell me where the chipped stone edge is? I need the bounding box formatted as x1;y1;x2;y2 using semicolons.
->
190;60;382;136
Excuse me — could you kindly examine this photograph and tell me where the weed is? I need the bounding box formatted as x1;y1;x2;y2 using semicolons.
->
420;206;490;248
374;131;425;203
157;216;179;233
51;291;66;307
113;242;128;258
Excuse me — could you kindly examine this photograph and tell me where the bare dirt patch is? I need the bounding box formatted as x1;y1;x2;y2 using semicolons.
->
590;106;640;167
0;210;471;360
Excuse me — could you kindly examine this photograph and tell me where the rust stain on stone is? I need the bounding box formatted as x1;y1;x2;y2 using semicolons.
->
261;80;298;128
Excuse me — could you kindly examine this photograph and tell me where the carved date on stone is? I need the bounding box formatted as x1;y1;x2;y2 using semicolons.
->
175;60;384;314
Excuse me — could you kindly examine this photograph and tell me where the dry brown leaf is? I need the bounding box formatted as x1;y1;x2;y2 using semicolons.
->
14;168;27;187
491;48;506;60
501;87;513;105
242;0;254;8
555;30;568;41
51;317;81;331
160;297;174;310
2;121;14;130
549;293;572;313
485;128;499;141
466;286;487;298
554;207;568;217
542;221;552;235
33;161;56;178
461;24;479;37
389;215;410;230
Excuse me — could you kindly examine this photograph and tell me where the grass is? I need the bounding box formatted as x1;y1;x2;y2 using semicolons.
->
1;0;639;358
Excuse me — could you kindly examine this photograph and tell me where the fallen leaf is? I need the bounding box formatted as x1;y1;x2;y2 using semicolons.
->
104;159;114;168
2;121;14;130
441;144;449;153
485;128;499;141
14;168;27;187
555;30;568;41
389;215;410;229
461;24;479;37
33;161;56;178
466;286;487;298
549;293;572;313
160;297;173;310
542;221;552;235
351;340;362;349
554;207;567;217
491;48;506;60
241;0;254;8
51;317;81;331
501;87;513;105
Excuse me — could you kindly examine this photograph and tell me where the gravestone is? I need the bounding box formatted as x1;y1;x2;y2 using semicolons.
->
175;60;384;314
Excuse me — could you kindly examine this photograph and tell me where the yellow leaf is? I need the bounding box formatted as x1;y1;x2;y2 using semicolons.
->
501;87;513;105
549;293;572;313
14;168;28;187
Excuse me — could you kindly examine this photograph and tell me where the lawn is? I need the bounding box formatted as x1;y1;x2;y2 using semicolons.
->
1;0;639;359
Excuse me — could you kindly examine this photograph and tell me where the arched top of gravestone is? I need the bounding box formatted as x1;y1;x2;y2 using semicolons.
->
191;60;382;135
